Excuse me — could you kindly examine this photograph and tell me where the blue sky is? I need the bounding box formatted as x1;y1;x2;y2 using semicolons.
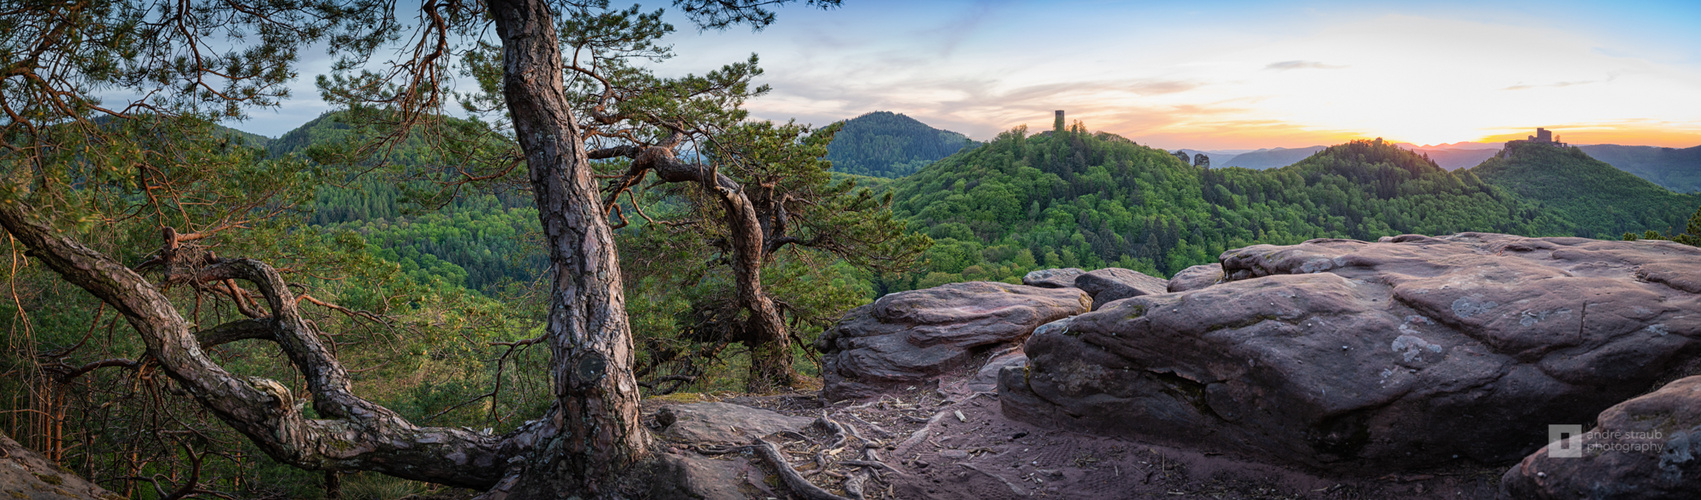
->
240;0;1701;149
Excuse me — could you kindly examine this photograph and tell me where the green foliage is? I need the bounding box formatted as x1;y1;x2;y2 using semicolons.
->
612;120;928;391
824;111;977;178
1469;141;1701;239
1578;144;1701;194
888;129;1579;288
1623;204;1701;247
0;114;545;498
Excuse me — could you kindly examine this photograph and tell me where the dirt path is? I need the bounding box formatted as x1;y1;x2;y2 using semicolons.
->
662;375;1511;500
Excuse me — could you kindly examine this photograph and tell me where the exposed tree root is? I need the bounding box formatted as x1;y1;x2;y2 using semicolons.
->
754;438;854;500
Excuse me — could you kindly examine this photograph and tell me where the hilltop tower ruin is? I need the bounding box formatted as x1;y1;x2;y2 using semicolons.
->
1054;110;1065;132
1517;128;1566;147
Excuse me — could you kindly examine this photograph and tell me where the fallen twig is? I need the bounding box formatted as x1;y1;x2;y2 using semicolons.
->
840;411;893;439
894;410;951;456
842;459;908;478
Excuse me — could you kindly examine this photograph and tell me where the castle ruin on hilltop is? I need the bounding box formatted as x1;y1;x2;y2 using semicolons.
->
1516;127;1566;147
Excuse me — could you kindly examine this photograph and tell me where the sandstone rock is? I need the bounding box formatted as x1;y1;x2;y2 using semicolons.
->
1022;268;1085;288
656;402;813;444
819;281;1090;401
1501;375;1701;499
651;451;769;500
967;347;1030;393
1168;263;1224;293
1001;233;1701;470
1074;267;1168;310
0;431;119;500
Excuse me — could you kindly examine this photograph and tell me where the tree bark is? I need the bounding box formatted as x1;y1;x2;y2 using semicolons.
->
488;0;650;496
640;149;795;393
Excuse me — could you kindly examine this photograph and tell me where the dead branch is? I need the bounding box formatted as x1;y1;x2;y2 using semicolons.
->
43;358;140;383
298;294;389;326
839;412;892;440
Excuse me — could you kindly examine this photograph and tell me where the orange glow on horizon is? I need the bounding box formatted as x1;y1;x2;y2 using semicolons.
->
1111;125;1701;151
1475;128;1701;148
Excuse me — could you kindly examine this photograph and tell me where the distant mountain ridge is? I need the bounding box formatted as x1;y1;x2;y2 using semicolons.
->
242;111;1701;193
824;111;976;178
1206;139;1700;193
1577;144;1701;194
1219;146;1327;170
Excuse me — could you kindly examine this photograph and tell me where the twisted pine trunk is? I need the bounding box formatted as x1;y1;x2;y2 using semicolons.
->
488;0;650;495
638;147;797;393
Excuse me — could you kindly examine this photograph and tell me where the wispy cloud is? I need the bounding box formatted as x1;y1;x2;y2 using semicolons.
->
1502;79;1605;90
1265;60;1347;71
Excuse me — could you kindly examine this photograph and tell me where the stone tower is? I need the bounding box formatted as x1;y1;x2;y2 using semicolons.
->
1054;110;1065;132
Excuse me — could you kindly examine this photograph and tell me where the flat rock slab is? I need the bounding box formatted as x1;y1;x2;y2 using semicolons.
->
1502;375;1701;499
1022;268;1085;288
1168;262;1224;293
650;451;774;500
819;281;1090;401
1001;233;1701;471
656;402;814;445
1074;267;1168;310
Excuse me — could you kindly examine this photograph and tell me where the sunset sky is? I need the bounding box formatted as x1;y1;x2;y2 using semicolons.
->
253;0;1701;150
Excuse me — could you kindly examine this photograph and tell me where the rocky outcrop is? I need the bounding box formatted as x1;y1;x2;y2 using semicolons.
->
1501;375;1701;499
1168;263;1223;293
1000;233;1701;470
819;281;1090;401
1074;268;1168;310
1;431;119;500
1022;268;1084;289
656;402;814;445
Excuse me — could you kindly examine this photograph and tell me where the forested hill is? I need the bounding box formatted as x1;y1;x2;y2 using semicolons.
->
265;112;543;294
1218;146;1326;169
1469;141;1701;239
887;124;1587;289
824;111;976;178
1576;144;1701;194
267;111;343;156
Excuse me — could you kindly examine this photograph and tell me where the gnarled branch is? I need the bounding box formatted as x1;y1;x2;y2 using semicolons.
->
0;200;514;489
